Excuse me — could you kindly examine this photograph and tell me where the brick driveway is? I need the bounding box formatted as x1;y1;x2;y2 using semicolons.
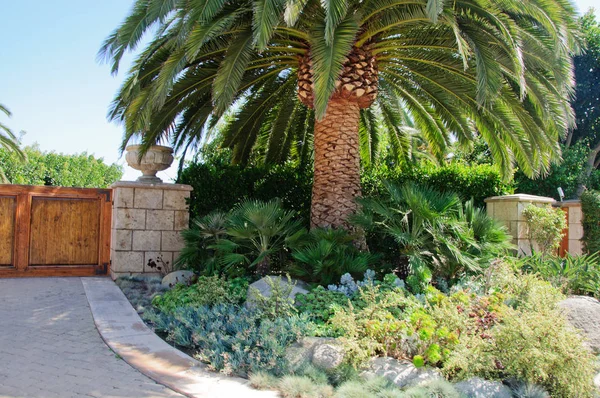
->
0;278;181;398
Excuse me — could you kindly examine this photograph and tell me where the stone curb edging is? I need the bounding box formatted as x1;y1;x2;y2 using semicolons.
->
81;277;278;398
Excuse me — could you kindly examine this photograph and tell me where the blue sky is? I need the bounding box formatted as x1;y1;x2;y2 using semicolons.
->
0;1;598;182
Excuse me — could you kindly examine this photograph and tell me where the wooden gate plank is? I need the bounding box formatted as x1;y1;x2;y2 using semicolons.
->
0;196;16;266
29;198;101;266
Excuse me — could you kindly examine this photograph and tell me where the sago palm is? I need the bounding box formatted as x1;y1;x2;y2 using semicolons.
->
101;0;580;230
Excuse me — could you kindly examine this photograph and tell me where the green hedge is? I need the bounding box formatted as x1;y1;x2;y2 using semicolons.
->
179;158;511;224
581;190;600;254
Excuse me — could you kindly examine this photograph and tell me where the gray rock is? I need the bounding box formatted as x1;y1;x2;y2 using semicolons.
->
595;372;600;391
246;276;309;308
454;377;512;398
363;357;442;388
312;342;345;369
559;295;600;353
161;270;195;288
285;337;345;370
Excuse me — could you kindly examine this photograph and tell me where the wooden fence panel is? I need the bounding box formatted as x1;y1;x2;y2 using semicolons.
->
0;185;111;277
29;198;100;266
0;196;16;266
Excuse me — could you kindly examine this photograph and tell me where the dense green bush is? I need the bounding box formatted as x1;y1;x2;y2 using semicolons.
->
179;155;511;224
146;304;310;376
152;276;248;313
514;143;591;200
0;145;122;187
581;189;600;254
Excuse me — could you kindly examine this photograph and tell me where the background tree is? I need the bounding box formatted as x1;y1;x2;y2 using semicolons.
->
0;144;123;188
102;0;580;231
0;104;25;182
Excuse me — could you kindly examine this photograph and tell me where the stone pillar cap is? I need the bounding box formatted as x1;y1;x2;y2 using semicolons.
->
110;180;193;191
484;194;555;204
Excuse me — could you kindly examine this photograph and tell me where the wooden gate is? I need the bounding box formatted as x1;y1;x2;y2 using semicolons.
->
0;185;112;277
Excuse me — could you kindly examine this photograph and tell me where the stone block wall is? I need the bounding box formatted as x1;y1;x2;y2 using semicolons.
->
485;194;556;256
110;181;192;278
561;200;583;256
485;194;583;257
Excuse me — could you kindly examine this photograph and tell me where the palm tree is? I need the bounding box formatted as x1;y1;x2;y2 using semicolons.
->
100;0;580;231
0;104;25;182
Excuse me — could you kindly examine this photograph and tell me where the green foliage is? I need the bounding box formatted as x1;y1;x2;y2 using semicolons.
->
178;200;305;277
295;286;350;328
352;182;512;290
116;276;167;315
514;143;591;200
0;145;122;187
175;212;229;275
521;205;567;257
0;104;25;182
518;252;600;298
179;158;313;225
151;276;248;314
104;0;579;179
147;304;310;376
248;275;298;320
581;189;600;254
290;228;379;285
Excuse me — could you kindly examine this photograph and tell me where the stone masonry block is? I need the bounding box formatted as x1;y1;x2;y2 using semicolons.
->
132;230;161;251
146;210;174;230
144;251;174;273
114;209;146;230
569;223;584;240
492;202;518;222
134;188;163;209
163;190;189;210
111;251;144;273
569;239;583;256
112;230;132;251
161;231;185;251
174;211;189;230
569;206;583;224
114;188;134;208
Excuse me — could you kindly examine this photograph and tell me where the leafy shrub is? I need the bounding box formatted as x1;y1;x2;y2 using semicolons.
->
180;155;510;224
581;189;600;254
0;145;122;187
521;205;567;257
289;228;379;285
517;252;600;298
151;276;248;313
295;286;350;329
148;304;310;376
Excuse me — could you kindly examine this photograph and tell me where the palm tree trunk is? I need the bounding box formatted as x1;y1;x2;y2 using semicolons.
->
311;99;362;230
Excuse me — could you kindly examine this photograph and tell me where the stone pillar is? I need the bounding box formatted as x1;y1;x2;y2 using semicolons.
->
110;181;192;279
485;194;556;256
560;200;583;256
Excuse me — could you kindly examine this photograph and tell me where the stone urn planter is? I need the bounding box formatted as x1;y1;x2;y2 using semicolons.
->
125;145;174;183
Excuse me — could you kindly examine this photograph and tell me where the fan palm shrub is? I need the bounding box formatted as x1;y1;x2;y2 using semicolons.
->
176;211;228;274
351;183;511;289
101;0;580;231
214;199;305;275
289;228;379;285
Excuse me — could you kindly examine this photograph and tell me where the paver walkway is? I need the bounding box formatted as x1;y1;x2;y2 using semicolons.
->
0;277;181;398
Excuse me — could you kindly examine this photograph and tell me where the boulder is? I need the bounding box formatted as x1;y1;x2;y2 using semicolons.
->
312;341;345;369
161;270;195;288
454;377;512;398
363;357;442;388
559;295;600;353
246;276;309;308
285;337;345;370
